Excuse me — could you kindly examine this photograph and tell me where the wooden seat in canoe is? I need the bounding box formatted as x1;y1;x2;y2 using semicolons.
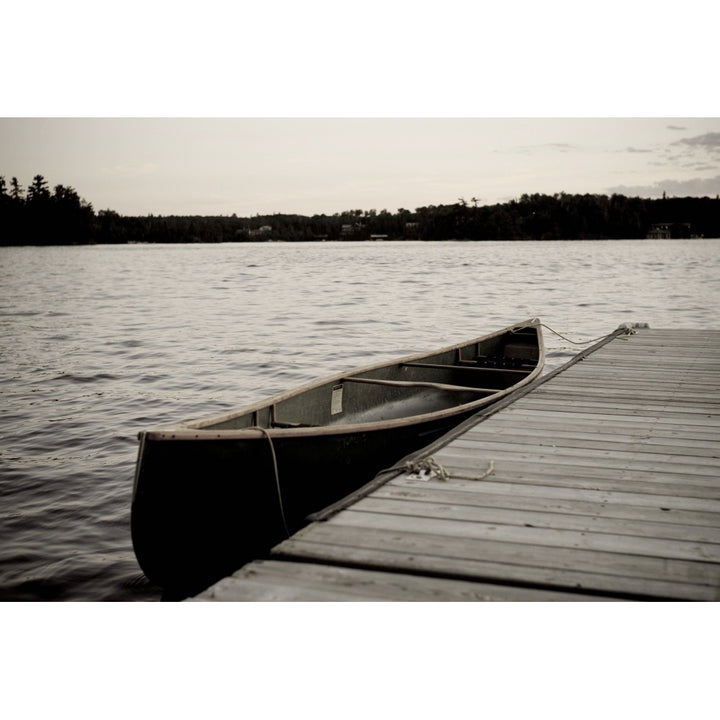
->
341;376;496;394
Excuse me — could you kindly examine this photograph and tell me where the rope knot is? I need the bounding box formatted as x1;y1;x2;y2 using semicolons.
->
402;457;495;482
403;457;450;482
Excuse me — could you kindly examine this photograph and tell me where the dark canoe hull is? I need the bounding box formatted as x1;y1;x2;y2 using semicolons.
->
132;408;482;596
131;319;544;596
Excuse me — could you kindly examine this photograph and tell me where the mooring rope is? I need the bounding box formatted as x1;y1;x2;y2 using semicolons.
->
255;426;290;538
539;322;638;345
508;320;638;345
390;456;495;482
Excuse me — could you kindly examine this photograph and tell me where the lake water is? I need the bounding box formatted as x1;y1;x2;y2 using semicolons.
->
1;239;719;601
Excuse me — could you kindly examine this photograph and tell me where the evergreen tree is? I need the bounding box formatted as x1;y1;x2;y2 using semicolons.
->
10;177;23;200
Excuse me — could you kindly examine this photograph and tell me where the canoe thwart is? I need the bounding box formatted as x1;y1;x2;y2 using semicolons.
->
342;376;497;394
403;361;533;375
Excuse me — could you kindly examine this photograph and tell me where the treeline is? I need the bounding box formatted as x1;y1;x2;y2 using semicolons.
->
1;175;96;245
2;174;719;245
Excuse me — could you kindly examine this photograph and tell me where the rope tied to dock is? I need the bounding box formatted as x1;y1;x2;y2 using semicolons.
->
402;456;495;482
404;457;450;481
538;322;639;345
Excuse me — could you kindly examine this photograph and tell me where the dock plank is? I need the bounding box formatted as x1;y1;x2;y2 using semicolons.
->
273;530;720;601
373;483;720;528
190;559;614;602
445;439;720;468
387;476;720;512
481;415;719;442
326;509;720;562
348;496;720;544
416;462;720;499
450;430;720;457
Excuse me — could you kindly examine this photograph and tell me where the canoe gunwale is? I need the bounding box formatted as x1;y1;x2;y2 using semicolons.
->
145;386;521;441
143;318;545;442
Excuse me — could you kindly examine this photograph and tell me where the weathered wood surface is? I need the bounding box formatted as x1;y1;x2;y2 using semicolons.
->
194;328;720;601
191;559;615;602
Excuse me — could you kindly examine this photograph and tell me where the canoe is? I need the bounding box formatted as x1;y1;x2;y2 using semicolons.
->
131;318;544;596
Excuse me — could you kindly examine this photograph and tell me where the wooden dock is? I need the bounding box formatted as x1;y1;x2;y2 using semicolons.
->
192;328;720;601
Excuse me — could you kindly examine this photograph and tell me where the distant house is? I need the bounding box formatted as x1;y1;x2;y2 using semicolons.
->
369;234;388;241
404;222;420;237
340;222;365;237
647;223;672;239
248;225;272;238
647;222;691;239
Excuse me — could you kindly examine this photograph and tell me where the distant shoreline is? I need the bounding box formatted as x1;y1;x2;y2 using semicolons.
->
2;177;718;245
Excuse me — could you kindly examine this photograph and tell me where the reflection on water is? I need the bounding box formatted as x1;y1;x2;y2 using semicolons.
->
1;239;719;600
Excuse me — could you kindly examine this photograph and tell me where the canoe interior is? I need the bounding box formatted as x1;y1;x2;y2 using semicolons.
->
190;324;541;431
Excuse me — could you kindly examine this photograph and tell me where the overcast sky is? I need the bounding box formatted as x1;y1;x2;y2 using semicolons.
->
2;3;719;217
3;118;719;216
